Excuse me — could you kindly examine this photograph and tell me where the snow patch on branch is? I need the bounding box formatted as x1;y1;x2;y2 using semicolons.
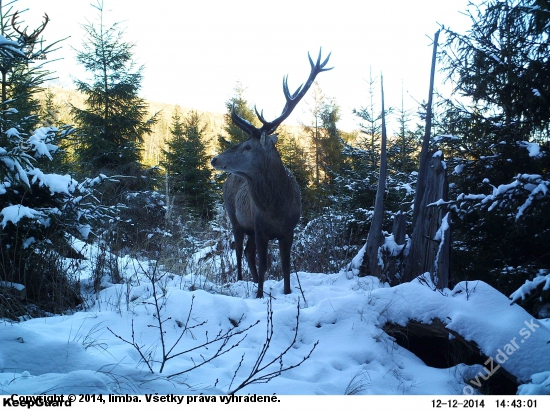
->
28;168;77;195
0;205;44;228
518;141;542;158
510;270;550;304
28;127;59;159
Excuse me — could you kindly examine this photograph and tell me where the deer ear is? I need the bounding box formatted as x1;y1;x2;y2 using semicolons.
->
260;131;278;147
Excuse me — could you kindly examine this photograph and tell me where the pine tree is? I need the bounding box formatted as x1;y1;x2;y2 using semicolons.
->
162;108;214;219
71;0;157;177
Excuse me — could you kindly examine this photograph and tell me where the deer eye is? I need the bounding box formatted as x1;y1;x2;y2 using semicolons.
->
243;144;251;151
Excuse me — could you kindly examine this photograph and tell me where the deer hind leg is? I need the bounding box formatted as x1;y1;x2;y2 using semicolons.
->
234;229;244;281
244;234;259;284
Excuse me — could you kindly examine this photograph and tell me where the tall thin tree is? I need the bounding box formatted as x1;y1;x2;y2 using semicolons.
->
359;75;388;279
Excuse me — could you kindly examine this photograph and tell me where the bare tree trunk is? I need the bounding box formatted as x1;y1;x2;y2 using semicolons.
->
164;164;174;228
359;75;387;279
1;70;6;105
402;30;452;289
392;211;406;245
411;30;440;230
404;152;449;287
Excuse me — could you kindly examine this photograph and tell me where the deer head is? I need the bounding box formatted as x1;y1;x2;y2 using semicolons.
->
212;49;332;177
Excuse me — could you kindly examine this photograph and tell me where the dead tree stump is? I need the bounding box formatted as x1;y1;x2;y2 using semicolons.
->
404;151;450;289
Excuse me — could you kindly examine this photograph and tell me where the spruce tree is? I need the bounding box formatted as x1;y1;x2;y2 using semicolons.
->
0;2;105;314
301;83;343;206
216;81;258;153
337;74;386;218
162;109;214;219
437;0;550;300
388;87;421;175
71;0;157;178
352;69;383;171
277;127;313;215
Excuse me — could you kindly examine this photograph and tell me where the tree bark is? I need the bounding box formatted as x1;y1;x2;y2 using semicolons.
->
392;211;406;246
402;30;451;289
404;152;449;288
360;76;387;279
411;30;440;230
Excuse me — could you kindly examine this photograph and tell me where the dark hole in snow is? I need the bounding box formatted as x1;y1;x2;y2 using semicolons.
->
383;320;518;395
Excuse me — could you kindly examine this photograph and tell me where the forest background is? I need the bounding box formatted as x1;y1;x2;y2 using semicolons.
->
1;0;549;325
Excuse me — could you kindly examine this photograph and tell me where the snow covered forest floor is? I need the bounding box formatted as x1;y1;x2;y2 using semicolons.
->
1;240;549;395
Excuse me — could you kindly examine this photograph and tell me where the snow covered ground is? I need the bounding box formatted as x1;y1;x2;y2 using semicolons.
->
1;240;549;395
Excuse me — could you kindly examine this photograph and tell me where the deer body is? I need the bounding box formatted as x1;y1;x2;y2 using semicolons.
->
212;133;301;298
211;50;331;298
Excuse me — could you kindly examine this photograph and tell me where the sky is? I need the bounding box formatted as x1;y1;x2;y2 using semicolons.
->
17;0;474;131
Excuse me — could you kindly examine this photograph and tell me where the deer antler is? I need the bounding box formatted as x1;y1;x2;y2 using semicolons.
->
230;105;258;136
232;49;332;138
11;11;49;47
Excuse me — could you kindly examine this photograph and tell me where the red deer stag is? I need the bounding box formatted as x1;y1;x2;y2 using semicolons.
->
211;50;332;298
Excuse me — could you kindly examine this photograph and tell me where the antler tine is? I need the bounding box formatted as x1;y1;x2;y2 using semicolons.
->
254;106;269;126
308;48;333;74
231;104;258;136
283;75;303;101
230;49;332;138
11;11;27;37
33;13;49;37
27;13;49;42
263;48;333;135
11;11;49;43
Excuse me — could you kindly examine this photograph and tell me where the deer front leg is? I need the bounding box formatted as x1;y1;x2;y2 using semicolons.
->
234;229;244;281
244;234;258;283
255;232;269;298
279;234;293;295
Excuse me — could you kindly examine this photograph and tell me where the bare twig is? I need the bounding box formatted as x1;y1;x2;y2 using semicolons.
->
166;318;259;378
228;295;318;394
108;320;154;374
293;261;307;307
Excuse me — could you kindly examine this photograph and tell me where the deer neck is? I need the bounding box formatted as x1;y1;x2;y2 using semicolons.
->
247;157;298;219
